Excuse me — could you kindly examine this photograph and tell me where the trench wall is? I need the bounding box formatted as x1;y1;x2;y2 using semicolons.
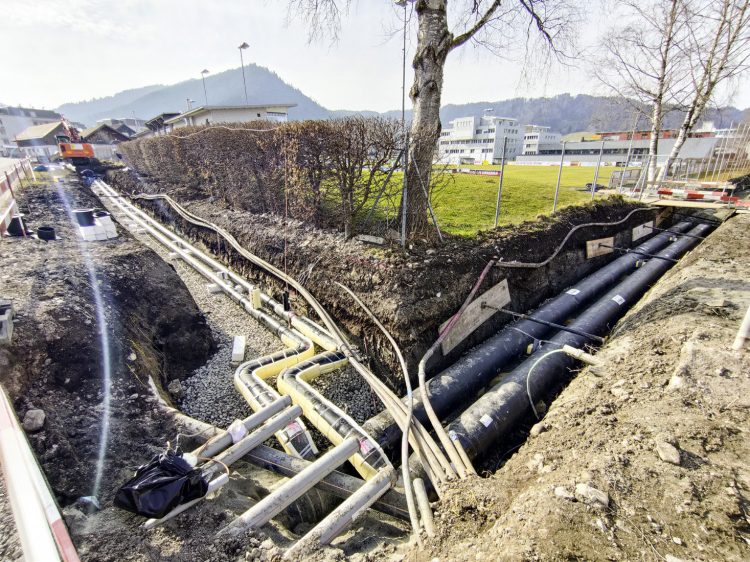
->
106;169;669;390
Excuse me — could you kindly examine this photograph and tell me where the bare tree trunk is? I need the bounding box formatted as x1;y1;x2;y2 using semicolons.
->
648;102;662;183
404;0;451;240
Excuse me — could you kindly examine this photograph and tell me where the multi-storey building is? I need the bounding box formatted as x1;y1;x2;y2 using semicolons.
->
0;106;62;156
437;115;523;165
522;125;561;155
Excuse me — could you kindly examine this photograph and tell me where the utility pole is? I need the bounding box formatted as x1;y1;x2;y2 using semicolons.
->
239;42;250;105
553;141;566;212
591;141;604;200
200;69;210;106
494;136;507;227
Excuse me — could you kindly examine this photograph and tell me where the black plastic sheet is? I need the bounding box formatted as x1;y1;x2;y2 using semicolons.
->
114;449;208;519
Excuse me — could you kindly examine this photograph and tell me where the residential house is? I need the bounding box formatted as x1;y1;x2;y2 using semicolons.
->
0;106;61;156
163;104;296;131
14;122;68;160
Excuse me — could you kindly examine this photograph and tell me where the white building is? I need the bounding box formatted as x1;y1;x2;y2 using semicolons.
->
0;106;61;157
522;125;561;155
437;116;523;165
163;104;296;131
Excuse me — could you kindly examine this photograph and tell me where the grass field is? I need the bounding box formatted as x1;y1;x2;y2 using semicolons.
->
428;164;623;236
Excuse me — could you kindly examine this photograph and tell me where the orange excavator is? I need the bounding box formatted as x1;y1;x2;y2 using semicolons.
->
55;117;94;164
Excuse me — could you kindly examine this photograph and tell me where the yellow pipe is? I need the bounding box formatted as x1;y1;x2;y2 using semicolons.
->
277;356;389;481
234;336;318;458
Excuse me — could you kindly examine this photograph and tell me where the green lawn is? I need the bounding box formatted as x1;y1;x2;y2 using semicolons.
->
429;164;624;236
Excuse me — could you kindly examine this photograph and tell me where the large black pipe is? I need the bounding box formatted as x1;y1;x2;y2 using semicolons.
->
445;223;710;461
364;221;694;448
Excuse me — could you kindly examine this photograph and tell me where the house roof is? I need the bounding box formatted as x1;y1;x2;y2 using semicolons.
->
0;106;61;119
14;122;63;141
144;112;181;129
81;123;128;139
164;104;296;124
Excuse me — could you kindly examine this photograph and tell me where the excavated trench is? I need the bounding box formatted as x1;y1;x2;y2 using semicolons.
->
101;171;716;487
2;167;723;561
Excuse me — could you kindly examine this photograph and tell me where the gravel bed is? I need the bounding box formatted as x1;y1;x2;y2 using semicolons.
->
310;364;382;425
101;194;384;434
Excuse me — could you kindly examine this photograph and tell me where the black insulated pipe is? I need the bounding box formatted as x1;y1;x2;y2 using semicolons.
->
363;221;694;448
444;223;710;461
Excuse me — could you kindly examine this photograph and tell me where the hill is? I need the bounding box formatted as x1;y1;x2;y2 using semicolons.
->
56;65;330;126
56;65;747;132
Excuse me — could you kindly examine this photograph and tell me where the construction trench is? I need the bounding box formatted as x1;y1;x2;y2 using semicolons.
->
1;166;748;561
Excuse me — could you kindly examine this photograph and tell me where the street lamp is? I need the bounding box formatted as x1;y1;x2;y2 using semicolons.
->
186;98;196;111
200;69;210;106
238;42;250;105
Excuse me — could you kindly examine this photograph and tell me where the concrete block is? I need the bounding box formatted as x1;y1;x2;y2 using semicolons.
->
206;283;222;295
355;234;386;245
586;237;614;258
0;300;13;345
251;288;262;309
231;335;246;363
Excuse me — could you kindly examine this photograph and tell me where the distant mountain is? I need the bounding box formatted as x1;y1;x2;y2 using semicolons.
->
56;66;747;133
56;65;330;126
432;94;747;134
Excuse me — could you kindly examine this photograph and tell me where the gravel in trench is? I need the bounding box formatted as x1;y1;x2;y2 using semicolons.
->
102;198;383;435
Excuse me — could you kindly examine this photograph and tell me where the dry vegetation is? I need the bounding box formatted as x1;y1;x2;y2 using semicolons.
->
120;118;403;237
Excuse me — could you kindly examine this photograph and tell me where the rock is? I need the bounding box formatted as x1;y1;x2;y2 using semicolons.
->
74;496;101;514
665;556;686;562
575;483;609;507
656;441;681;465
530;422;548;437
22;409;46;432
672;536;683;545
127;352;137;362
554;486;575;500
168;379;183;397
61;507;87;537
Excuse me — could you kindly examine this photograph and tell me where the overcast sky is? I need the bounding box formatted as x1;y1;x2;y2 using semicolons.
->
1;0;748;112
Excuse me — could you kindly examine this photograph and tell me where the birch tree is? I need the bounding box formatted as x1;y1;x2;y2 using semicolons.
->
594;0;691;183
661;0;750;178
287;0;577;239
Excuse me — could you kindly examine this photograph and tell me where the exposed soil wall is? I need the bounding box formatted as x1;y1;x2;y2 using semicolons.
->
107;169;666;389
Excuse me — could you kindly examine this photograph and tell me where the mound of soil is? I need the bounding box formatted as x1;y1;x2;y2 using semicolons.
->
419;212;750;561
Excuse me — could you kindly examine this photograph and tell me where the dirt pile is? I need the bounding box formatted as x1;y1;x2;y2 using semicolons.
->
418;212;750;561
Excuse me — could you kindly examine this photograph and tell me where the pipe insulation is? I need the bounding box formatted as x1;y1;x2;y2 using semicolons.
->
94;180;320;459
444;223;710;461
277;351;392;480
364;221;694;448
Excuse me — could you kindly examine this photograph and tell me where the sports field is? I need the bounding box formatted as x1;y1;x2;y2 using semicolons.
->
430;164;623;236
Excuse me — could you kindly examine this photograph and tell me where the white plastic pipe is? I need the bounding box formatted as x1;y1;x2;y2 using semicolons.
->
196;396;291;459
284;468;394;559
223;437;359;533
413;478;435;537
732;305;750;351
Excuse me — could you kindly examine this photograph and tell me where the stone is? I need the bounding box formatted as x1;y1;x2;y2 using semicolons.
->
575;483;609;507
554;486;575;500
22;409;46;433
127;352;137;362
656;441;681;465
530;422;548;437
168;379;183;397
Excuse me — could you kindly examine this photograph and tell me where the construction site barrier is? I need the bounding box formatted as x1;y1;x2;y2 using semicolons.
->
0;158;32;236
0;385;80;562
